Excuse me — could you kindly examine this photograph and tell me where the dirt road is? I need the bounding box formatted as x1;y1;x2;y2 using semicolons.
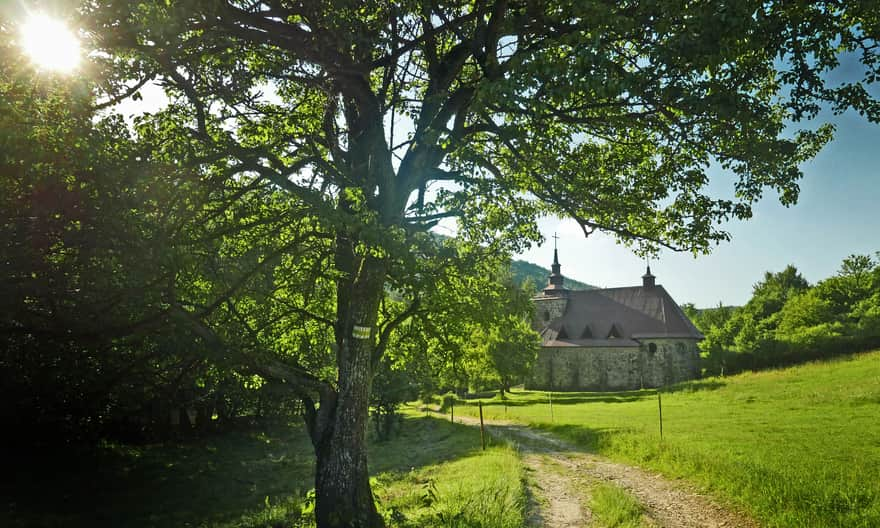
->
451;415;757;528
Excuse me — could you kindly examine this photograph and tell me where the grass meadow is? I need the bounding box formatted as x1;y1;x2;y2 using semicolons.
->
7;352;878;527
450;350;880;527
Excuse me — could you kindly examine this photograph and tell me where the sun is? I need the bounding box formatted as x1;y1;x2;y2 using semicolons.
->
19;14;81;73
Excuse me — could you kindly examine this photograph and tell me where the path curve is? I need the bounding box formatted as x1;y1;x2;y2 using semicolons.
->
451;414;758;528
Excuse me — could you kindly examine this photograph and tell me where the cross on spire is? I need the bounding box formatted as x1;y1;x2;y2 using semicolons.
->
552;232;559;250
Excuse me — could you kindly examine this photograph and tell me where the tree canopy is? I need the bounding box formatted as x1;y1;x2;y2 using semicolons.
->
85;1;879;256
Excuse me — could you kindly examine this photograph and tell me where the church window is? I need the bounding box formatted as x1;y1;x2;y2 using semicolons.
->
607;324;622;339
648;342;657;356
543;310;550;321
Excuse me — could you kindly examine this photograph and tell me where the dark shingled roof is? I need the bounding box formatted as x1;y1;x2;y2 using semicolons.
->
539;285;703;347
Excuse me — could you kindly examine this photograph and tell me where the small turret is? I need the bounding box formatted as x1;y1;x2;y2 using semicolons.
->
642;265;656;288
543;247;568;296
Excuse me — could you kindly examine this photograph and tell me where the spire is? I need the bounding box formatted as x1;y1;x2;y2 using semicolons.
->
642;264;656;288
543;234;567;296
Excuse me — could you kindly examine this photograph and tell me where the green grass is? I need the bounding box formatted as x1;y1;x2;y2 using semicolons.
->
375;443;526;528
448;350;880;528
589;483;647;528
2;415;519;528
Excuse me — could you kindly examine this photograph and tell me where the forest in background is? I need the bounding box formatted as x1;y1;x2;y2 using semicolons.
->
683;254;880;375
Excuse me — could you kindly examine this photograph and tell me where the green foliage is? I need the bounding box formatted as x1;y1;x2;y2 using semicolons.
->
374;252;540;400
484;319;542;393
696;255;880;374
0;21;325;440
371;357;417;441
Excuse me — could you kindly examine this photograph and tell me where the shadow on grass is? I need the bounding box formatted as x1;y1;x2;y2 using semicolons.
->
470;389;657;407
459;420;625;456
3;416;484;528
662;379;727;394
456;380;728;409
3;422;317;528
369;414;487;475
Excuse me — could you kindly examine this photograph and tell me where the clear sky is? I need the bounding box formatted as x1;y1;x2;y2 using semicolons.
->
516;107;880;308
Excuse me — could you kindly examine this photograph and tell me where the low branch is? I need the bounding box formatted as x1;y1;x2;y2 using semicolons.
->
374;297;422;367
92;74;156;111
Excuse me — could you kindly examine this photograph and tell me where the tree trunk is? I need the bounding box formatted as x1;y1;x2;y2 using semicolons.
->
313;249;387;528
313;340;382;528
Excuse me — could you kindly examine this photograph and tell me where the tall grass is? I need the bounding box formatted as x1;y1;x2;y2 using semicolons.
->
450;350;880;527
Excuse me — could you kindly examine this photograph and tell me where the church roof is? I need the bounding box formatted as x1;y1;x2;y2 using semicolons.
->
539;284;704;347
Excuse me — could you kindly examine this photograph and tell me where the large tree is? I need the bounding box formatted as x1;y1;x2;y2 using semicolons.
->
81;2;879;526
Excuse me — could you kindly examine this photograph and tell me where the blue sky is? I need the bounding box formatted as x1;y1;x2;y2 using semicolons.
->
517;107;880;308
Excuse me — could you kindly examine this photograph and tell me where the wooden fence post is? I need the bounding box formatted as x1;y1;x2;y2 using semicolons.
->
479;401;486;450
548;391;554;423
658;390;663;441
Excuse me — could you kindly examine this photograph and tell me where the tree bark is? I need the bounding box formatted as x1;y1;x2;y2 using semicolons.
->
313;341;382;528
313;246;387;528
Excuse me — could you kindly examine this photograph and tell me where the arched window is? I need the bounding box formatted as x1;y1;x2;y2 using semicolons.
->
543;310;550;321
648;342;657;356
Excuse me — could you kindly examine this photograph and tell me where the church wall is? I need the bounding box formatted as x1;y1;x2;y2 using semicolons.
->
526;339;700;391
638;338;701;388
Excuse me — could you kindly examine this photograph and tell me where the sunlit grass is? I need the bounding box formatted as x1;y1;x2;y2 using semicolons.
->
375;442;526;528
590;483;647;528
449;350;880;527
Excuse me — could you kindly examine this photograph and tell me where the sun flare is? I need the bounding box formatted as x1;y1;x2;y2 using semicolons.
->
20;14;81;73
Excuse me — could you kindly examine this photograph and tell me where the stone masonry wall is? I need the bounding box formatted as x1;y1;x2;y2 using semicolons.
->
526;339;700;391
531;296;569;330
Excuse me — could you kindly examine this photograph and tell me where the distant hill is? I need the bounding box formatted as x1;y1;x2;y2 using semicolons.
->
510;259;596;292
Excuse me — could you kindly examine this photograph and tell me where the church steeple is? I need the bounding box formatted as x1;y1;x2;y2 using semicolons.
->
642;265;656;288
548;248;564;287
543;234;568;296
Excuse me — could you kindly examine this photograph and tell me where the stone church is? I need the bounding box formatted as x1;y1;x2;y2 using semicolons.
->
527;249;703;391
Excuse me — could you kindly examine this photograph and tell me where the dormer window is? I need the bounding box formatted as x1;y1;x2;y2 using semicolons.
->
581;325;593;339
607;324;622;339
557;326;568;339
